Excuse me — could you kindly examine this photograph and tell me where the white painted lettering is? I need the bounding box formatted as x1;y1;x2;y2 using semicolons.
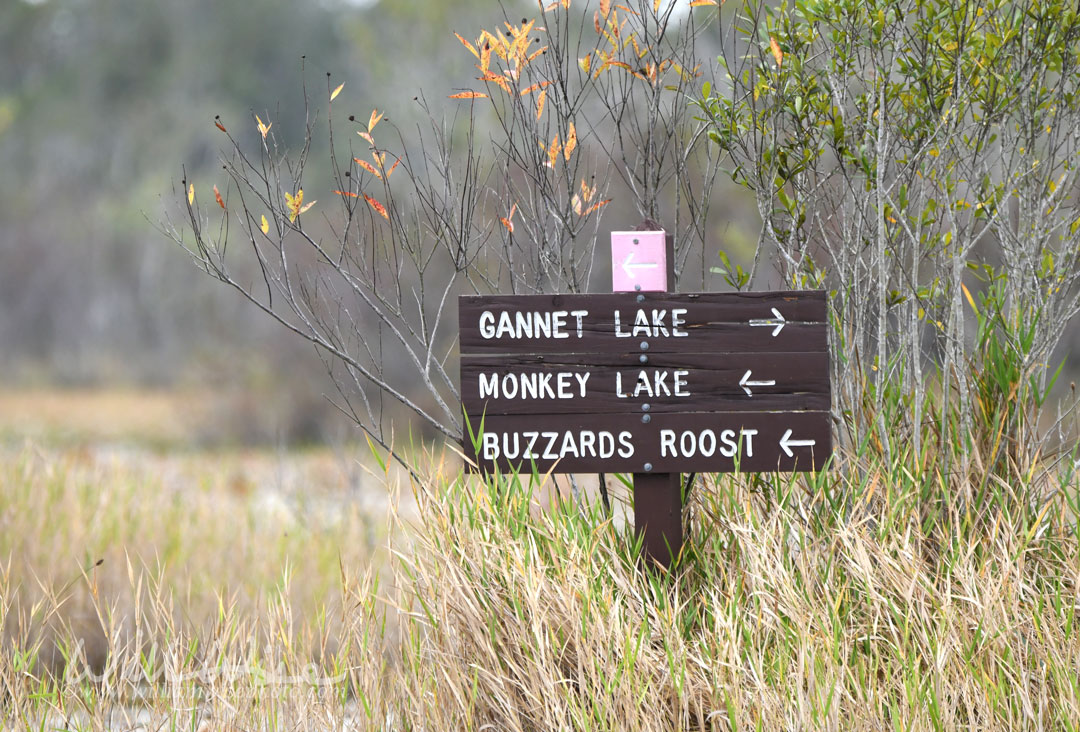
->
680;430;698;457
479;311;497;339
632;309;651;338
479;373;498;399
557;372;573;399
515;311;534;339
521;373;537;401
651;309;669;337
495;311;514;339
660;429;676;457
672;308;689;337
719;429;738;458
573;372;590;397
541;432;559;460
580;430;597;457
674;370;690;396
552;310;569;339
570;310;588;338
741;428;758;457
482;432;499;460
699;429;717;457
535;312;552;339
599;432;615;458
617;431;634;458
559;431;580;459
502;375;519;400
538;373;555;399
614;310;631;337
633;370;653;398
523;432;540;459
503;433;521;459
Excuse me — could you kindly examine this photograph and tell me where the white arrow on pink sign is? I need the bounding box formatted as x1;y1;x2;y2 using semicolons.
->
611;230;669;292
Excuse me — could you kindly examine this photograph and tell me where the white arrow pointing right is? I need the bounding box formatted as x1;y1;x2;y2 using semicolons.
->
749;307;787;337
779;428;816;457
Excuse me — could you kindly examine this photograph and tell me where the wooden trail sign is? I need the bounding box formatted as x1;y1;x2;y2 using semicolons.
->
459;291;832;476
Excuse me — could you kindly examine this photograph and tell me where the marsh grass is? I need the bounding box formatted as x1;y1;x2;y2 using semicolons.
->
1;418;1079;730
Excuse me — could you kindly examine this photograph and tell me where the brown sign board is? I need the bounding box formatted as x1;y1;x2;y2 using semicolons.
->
459;291;831;475
459;291;827;355
461;352;830;415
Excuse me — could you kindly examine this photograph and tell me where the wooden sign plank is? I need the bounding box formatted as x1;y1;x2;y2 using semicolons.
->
459;291;827;355
463;410;832;474
458;289;832;476
461;352;831;415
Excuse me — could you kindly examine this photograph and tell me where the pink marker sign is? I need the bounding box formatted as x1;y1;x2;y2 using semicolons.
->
611;230;669;292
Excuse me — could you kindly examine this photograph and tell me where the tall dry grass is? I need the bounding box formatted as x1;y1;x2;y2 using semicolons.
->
2;433;1078;730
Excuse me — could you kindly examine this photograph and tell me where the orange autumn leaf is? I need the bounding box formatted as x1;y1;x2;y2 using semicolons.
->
214;117;226;133
255;115;272;139
479;71;513;95
330;82;345;102
525;45;547;64
455;32;479;58
520;81;551;96
579;178;597;202
500;203;517;233
583;198;611;215
386;157;401;178
600;0;611;16
260;215;269;234
689;0;720;6
513;20;535;58
358;130;375;145
368;109;383;133
480;40;493;73
187;183;195;205
564;122;577;160
364;193;389;220
770;36;783;67
285;189;314;222
334;189;359;198
449;91;489;99
353;158;382;179
542;134;561;168
214;185;225;209
536;88;547;119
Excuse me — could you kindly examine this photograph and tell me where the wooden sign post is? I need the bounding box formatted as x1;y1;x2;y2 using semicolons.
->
611;229;681;567
458;239;831;568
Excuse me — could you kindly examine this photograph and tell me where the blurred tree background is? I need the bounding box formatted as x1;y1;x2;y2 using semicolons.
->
0;0;578;445
0;0;757;447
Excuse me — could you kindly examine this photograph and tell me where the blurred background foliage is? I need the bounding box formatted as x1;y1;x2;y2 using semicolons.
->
0;0;755;447
1;0;631;445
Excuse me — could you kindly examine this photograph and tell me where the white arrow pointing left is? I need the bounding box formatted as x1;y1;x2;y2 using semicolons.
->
621;250;659;279
779;428;816;457
739;369;776;397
